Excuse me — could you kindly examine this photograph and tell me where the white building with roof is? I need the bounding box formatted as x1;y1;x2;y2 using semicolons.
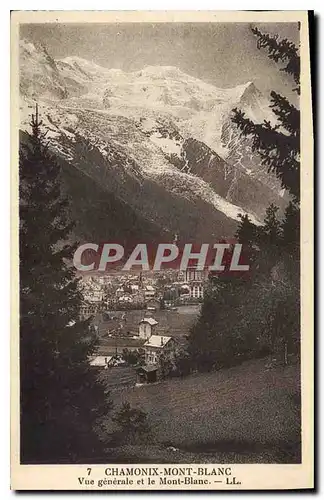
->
139;317;158;339
89;355;113;368
143;335;178;365
190;282;204;299
144;285;156;299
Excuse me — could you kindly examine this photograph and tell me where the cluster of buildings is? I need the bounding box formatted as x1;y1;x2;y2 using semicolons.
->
79;266;208;320
81;238;209;384
176;268;206;300
89;314;179;384
79;272;157;319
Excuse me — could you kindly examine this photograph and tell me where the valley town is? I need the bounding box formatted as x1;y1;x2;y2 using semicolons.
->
80;265;205;384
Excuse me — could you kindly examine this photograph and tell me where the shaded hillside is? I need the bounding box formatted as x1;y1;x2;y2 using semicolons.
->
103;357;301;464
20;130;170;245
20;130;240;244
182;138;287;217
60;156;171;244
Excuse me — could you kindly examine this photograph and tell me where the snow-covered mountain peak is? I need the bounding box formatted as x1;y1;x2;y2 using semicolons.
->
19;38;286;238
235;80;254;92
138;65;189;79
19;39;267;117
20;39;67;99
58;55;112;79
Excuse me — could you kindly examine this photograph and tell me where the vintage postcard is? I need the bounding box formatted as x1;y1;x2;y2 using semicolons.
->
11;10;314;490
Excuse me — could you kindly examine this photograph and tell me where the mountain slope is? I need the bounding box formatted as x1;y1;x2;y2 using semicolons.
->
19;39;287;243
180;138;287;216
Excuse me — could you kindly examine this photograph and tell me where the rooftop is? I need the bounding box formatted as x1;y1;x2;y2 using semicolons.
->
144;335;172;348
96;337;145;355
137;364;158;373
89;355;112;366
140;317;158;326
97;307;199;341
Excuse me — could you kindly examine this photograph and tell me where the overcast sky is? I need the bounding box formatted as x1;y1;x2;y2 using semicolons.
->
21;22;299;98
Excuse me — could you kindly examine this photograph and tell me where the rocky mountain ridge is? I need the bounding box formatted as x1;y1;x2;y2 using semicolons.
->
19;39;287;243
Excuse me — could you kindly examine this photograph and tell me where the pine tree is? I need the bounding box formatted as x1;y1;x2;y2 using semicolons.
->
232;27;301;255
251;26;300;94
235;213;260;274
281;201;300;253
257;204;283;266
262;204;282;243
188;272;253;371
19;105;111;464
231;27;301;363
232;26;300;257
187;284;222;372
232;27;300;202
235;213;257;247
187;27;301;371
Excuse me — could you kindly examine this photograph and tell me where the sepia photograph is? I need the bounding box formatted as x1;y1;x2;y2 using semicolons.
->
11;10;313;490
